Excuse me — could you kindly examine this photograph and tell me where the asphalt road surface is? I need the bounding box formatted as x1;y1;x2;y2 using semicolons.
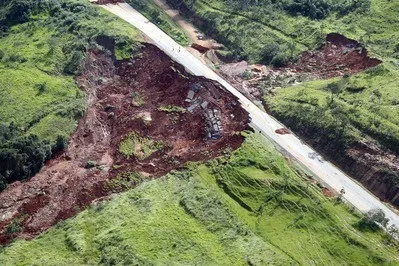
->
101;3;399;227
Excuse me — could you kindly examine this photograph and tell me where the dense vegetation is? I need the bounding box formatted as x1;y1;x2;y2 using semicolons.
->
1;133;397;265
267;65;399;156
0;0;142;190
165;0;373;64
225;0;371;19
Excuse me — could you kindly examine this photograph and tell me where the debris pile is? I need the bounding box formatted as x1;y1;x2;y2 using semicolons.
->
219;33;382;101
0;44;248;243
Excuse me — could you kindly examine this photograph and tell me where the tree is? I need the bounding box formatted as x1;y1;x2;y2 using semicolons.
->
330;104;349;134
64;50;85;75
326;82;342;104
386;224;399;243
370;88;382;126
271;52;289;67
358;208;389;231
52;134;67;153
5;0;32;24
335;187;346;204
0;135;52;185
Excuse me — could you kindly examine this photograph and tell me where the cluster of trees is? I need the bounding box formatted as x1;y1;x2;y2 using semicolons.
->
0;0;57;30
0;123;67;191
223;0;371;19
0;1;105;191
282;0;371;19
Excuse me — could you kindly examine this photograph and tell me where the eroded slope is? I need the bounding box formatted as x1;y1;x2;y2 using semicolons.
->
0;44;248;243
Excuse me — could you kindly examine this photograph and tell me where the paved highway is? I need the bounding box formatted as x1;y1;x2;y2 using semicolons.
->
101;3;399;227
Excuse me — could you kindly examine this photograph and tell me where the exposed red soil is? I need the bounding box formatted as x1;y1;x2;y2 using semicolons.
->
321;187;336;198
339;141;399;205
219;33;382;104
0;44;248;244
288;33;382;79
191;43;210;53
275;128;291;135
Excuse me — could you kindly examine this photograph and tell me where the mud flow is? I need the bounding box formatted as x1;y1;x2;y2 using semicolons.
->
0;44;248;243
289;33;382;78
219;33;382;104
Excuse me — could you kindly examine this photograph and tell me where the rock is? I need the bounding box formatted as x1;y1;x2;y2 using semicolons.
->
191;43;210;53
275;128;291;135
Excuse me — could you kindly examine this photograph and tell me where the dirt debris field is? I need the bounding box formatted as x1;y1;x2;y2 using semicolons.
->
0;43;248;244
289;33;382;79
219;33;382;102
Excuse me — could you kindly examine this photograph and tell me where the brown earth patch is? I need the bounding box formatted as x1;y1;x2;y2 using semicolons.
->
322;187;336;198
339;141;399;205
219;33;382;103
275;128;291;135
288;33;382;79
191;43;210;53
0;44;248;244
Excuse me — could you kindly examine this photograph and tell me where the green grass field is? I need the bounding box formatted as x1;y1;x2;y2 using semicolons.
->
0;1;142;143
0;24;83;142
1;133;398;265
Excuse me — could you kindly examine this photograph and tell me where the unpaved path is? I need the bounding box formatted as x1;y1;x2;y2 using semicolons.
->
152;0;211;48
101;3;399;228
152;0;219;66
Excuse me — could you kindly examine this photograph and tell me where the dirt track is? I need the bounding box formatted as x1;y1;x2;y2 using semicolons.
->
0;43;248;244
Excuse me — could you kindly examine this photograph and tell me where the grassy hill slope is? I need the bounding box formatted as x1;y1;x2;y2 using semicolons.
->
0;0;142;190
162;0;399;204
1;133;398;265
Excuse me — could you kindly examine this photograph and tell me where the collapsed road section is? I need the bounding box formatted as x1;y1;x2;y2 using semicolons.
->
0;43;248;243
100;3;399;229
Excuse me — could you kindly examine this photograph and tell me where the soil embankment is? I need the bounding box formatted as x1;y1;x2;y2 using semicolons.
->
339;142;399;206
219;33;382;101
218;33;399;207
289;33;382;78
0;43;248;244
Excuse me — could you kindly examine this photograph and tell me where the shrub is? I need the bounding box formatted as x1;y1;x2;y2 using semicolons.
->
357;208;389;231
85;161;97;169
64;50;85;75
0;134;52;188
4;219;22;235
52;134;67;153
35;82;47;94
271;52;289;67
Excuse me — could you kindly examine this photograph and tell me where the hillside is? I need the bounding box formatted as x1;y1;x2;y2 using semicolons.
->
0;0;142;191
1;0;399;265
1;134;399;265
163;0;399;206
